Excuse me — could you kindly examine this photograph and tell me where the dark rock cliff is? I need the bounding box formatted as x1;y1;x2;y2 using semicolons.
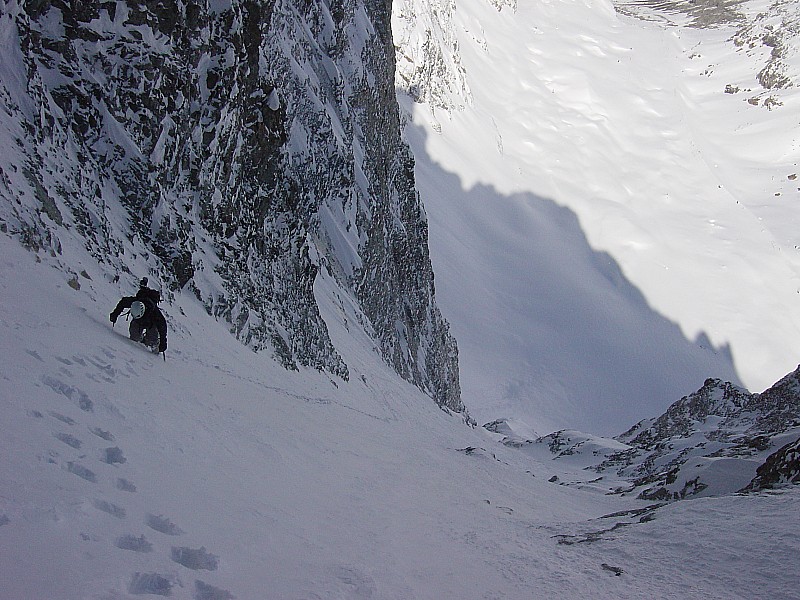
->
0;0;464;414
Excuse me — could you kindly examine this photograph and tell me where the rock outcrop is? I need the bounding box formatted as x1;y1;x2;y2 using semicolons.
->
741;435;800;491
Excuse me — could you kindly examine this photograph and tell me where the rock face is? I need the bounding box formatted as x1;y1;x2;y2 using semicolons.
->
731;0;800;93
391;0;515;116
741;435;800;491
0;0;464;414
392;0;472;113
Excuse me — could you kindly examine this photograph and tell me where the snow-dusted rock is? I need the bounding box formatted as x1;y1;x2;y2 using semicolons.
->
392;0;472;112
486;366;800;500
742;435;800;491
0;0;464;413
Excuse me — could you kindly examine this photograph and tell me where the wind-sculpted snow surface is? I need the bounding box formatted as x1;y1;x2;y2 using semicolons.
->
0;0;463;413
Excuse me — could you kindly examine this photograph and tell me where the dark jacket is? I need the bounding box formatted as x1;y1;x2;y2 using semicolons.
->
110;288;168;352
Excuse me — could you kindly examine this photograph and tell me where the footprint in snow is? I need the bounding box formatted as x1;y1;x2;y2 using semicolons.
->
25;349;44;362
90;426;115;441
329;566;377;598
146;514;184;536
116;534;153;553
67;462;97;483
57;365;74;378
601;563;624;576
129;574;235;600
129;572;173;596
40;375;93;412
93;499;126;519
53;432;82;449
194;580;235;600
101;446;127;465
117;478;137;492
49;411;76;425
171;546;219;571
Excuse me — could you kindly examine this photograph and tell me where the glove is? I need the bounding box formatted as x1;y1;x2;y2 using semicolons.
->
158;340;167;353
110;312;117;324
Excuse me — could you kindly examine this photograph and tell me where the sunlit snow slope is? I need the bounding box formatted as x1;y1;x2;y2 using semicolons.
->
399;0;800;435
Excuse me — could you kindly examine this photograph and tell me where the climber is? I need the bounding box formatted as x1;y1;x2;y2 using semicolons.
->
110;277;168;354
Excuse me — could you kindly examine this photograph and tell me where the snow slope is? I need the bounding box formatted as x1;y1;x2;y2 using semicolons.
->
402;0;800;435
2;226;800;598
2;0;800;595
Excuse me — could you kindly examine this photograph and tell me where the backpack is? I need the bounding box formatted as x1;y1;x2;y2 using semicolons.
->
137;286;161;305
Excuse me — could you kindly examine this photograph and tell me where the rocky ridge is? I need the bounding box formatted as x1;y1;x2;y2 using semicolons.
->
485;366;800;500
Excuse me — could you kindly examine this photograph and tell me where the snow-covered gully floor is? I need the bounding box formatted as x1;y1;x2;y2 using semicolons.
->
2;220;798;599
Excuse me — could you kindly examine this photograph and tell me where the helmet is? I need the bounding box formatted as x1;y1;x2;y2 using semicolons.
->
130;301;146;319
